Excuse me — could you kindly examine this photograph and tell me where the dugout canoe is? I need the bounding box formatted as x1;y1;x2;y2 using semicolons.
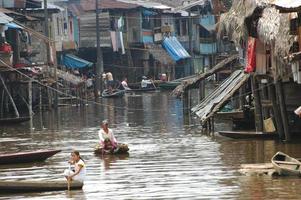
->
94;143;129;155
218;131;278;139
0;180;83;193
0;117;30;124
102;89;125;98
158;82;181;90
0;149;61;165
271;151;301;176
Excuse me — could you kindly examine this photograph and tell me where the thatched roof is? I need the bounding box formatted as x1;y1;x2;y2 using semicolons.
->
218;0;269;45
257;6;294;58
172;54;239;97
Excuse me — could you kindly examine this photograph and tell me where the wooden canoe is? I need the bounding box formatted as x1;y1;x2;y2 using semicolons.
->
0;149;61;165
102;89;125;98
159;82;181;90
0;180;83;193
271;151;301;176
218;131;278;139
94;143;129;155
126;87;157;92
0;117;30;124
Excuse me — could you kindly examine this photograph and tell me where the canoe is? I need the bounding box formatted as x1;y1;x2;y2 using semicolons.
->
218;131;278;139
0;149;61;165
126;88;156;92
271;151;301;176
0;180;83;193
159;82;181;90
0;117;30;124
102;89;125;98
94;143;129;155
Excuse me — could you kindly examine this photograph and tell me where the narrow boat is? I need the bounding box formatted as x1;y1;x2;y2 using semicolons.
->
94;143;129;155
102;89;125;98
218;131;278;139
126;87;156;92
158;81;181;90
0;117;30;124
271;151;301;176
0;149;61;165
0;180;83;193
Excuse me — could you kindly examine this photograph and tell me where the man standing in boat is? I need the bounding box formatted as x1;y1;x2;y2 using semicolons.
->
98;120;118;152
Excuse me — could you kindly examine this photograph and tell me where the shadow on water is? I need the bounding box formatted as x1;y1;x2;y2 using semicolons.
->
1;91;301;199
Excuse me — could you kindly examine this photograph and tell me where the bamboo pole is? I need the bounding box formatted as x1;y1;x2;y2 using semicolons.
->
28;80;33;119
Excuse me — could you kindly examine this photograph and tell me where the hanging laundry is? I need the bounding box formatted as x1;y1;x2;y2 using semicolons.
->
110;31;118;52
119;31;125;55
245;37;256;73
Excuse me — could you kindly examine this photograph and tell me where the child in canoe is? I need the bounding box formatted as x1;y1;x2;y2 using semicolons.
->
64;151;86;182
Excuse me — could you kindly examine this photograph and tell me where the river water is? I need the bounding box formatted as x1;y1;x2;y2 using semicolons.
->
1;91;301;199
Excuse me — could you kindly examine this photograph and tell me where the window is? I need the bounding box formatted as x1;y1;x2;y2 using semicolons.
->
181;19;187;36
142;15;152;29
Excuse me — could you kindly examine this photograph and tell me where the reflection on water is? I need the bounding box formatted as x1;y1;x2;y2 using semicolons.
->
1;91;301;199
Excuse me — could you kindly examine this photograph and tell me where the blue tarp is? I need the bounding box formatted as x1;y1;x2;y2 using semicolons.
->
6;22;23;29
62;54;93;69
162;36;190;62
199;15;216;32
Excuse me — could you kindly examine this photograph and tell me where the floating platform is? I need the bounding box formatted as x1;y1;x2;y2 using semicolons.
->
239;163;278;176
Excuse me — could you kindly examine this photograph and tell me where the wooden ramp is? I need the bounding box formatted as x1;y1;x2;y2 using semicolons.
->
191;70;250;124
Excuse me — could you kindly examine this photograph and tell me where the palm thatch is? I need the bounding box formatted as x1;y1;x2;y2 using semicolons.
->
257;6;294;59
218;0;269;46
171;54;240;97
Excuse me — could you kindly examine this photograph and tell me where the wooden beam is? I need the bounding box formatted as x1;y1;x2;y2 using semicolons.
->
276;80;291;141
0;75;19;118
251;75;263;132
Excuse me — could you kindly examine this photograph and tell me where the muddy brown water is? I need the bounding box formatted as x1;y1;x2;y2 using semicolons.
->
1;91;301;199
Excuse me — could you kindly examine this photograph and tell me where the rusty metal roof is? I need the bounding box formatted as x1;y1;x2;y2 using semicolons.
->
81;0;140;11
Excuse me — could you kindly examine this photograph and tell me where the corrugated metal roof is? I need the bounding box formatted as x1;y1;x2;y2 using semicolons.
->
81;0;140;11
0;12;13;24
118;0;171;10
175;0;208;11
272;0;301;12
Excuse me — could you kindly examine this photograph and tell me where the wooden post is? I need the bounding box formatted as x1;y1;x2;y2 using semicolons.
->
0;75;19;118
251;74;263;131
183;89;189;115
0;89;3;117
268;83;284;139
275;80;290;141
28;80;33;119
39;86;42;111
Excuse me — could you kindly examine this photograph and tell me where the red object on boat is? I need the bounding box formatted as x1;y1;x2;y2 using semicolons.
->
0;43;12;53
245;37;256;73
0;149;61;164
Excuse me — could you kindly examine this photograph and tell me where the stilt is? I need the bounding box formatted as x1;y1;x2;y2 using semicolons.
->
0;74;19;118
268;83;284;139
275;80;290;141
251;75;263;131
1;89;4;118
28;80;33;119
39;86;42;111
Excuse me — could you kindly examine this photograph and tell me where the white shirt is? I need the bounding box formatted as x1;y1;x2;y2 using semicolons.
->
72;159;86;182
121;80;131;90
141;79;152;88
98;128;117;147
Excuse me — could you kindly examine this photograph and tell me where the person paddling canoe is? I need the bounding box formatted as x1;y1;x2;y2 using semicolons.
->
98;120;118;152
64;151;86;183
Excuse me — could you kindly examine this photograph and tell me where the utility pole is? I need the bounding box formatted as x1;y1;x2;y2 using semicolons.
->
95;0;104;99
